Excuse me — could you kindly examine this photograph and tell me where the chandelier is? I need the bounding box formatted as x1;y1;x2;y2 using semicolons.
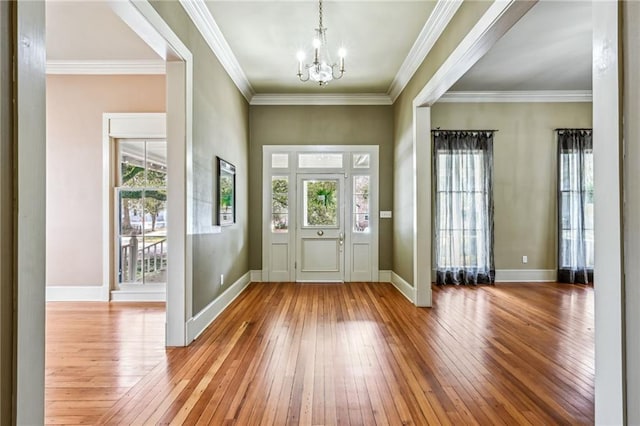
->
296;0;346;86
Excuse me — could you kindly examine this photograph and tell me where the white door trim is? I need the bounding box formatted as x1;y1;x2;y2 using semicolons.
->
262;146;379;283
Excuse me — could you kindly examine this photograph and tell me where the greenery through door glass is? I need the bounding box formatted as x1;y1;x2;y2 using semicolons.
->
305;180;338;226
272;177;289;232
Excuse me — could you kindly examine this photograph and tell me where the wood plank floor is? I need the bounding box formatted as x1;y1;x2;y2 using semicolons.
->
45;282;594;425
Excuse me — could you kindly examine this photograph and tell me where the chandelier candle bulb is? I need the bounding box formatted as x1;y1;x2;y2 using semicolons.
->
296;51;304;75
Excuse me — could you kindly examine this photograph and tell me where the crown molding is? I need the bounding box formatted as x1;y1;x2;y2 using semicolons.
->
179;0;254;101
387;0;463;102
250;93;393;106
46;60;166;75
438;90;593;103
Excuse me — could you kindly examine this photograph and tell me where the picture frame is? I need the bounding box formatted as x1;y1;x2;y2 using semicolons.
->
216;156;236;226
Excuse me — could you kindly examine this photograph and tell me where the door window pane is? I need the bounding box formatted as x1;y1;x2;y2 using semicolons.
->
298;153;343;169
119;140;167;187
141;190;167;283
353;153;370;169
271;176;289;232
303;179;338;227
271;153;289;169
353;176;370;232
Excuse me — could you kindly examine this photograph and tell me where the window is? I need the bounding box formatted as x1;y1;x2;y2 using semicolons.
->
298;153;343;169
271;176;289;232
353;176;370;232
271;153;289;169
558;129;593;283
302;178;339;227
352;153;370;169
116;139;167;285
433;131;494;285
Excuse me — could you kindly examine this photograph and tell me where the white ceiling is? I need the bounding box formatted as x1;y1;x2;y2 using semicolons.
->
205;1;436;93
451;0;592;91
44;0;593;96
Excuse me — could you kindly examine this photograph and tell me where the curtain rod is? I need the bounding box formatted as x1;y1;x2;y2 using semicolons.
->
555;128;592;131
431;129;498;132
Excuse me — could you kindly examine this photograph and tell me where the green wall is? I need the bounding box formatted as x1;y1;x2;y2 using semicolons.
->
151;1;250;314
249;105;394;270
431;102;593;271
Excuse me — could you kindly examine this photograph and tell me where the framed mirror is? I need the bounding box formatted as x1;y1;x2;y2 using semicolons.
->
217;157;236;226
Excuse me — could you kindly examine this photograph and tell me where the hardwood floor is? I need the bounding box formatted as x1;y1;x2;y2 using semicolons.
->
45;282;594;425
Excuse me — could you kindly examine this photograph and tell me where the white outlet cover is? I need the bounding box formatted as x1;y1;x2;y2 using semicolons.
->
380;211;392;219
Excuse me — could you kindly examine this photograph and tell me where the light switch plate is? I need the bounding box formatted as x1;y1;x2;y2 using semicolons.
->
380;211;392;219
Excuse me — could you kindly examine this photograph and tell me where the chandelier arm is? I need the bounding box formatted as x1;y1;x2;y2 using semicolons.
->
332;66;345;80
297;69;310;82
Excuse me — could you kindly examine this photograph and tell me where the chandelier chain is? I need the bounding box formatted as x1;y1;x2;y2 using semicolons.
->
318;0;323;30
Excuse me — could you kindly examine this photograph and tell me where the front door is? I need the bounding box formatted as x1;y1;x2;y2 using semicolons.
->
296;174;345;282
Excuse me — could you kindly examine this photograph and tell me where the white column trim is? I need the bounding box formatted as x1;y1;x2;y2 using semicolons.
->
593;1;625;423
414;107;431;307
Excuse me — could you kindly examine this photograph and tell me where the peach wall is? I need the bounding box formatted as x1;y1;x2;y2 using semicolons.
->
46;75;165;286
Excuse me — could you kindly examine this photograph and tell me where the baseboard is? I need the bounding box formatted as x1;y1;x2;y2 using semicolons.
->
495;269;556;282
390;272;416;303
378;270;392;282
46;285;105;302
186;271;251;343
111;290;166;302
254;270;389;283
250;270;263;282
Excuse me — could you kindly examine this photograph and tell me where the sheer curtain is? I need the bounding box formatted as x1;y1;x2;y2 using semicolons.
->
433;130;495;285
558;129;593;284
